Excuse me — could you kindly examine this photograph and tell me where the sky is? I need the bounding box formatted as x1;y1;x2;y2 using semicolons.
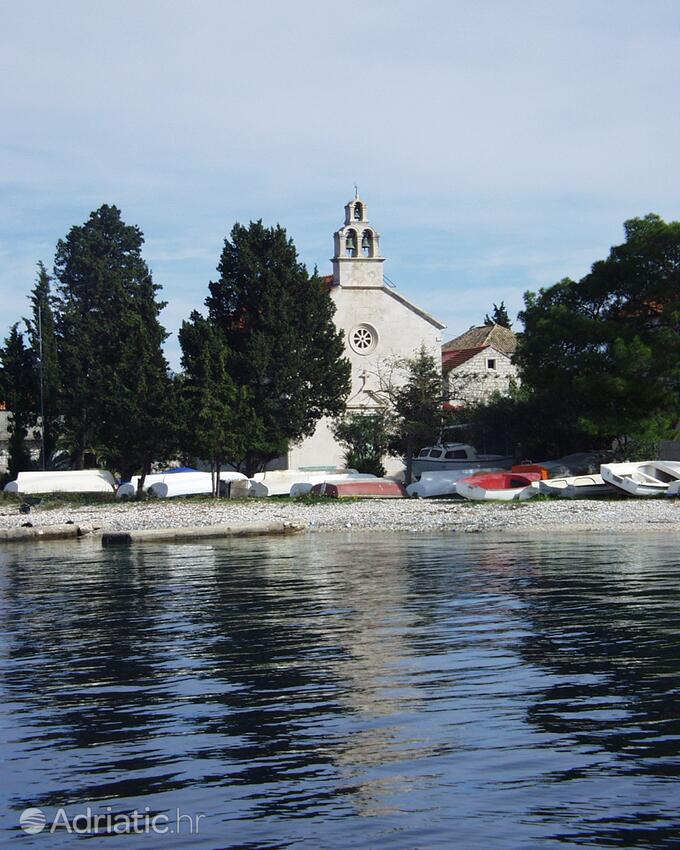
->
2;0;680;369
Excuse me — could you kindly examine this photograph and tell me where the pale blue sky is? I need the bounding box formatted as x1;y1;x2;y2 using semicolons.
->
2;0;679;368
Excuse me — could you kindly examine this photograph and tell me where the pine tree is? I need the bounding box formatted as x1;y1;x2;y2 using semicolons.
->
206;221;350;475
484;301;512;328
0;324;36;478
24;262;60;466
178;312;259;493
54;204;174;474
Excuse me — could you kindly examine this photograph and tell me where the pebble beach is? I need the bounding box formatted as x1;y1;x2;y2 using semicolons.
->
1;495;679;536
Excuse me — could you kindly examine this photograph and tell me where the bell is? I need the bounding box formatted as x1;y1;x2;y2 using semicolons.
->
361;233;371;249
346;234;356;249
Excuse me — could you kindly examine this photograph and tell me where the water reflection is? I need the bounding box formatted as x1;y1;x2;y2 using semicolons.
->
0;532;679;848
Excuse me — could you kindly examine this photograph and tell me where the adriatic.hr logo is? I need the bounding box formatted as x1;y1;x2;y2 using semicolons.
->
19;805;205;835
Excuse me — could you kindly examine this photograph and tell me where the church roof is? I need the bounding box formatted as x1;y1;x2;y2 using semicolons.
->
442;323;517;356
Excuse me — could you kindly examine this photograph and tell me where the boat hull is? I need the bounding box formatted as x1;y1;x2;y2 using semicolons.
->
539;474;609;498
457;472;541;502
4;470;115;495
600;462;680;497
310;480;406;499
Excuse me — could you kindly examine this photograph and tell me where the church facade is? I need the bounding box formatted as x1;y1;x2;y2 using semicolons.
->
288;193;446;473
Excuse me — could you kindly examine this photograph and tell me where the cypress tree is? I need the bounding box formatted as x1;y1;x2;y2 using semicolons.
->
178;312;259;494
0;324;36;478
54;204;174;475
25;262;60;466
206;220;350;475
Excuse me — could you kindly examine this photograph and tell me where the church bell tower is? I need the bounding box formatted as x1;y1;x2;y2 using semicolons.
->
332;190;385;287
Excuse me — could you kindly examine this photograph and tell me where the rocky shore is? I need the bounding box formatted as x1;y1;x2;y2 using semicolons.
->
1;495;679;536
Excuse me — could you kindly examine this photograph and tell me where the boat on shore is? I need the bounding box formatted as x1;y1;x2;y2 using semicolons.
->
310;479;406;499
406;467;502;498
116;470;246;499
600;462;680;497
539;473;609;498
411;442;513;477
4;470;116;495
231;469;364;498
457;471;541;501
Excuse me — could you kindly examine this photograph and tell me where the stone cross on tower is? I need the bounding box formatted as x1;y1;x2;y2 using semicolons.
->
331;193;384;288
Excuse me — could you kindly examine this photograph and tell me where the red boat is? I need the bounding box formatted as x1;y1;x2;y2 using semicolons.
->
310;479;406;499
456;471;542;501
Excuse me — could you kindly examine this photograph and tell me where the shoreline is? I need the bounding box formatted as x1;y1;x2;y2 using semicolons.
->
1;496;679;537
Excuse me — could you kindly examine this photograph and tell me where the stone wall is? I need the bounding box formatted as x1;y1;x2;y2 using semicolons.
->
445;346;517;406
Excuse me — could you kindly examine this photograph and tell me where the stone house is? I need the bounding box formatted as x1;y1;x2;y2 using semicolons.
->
288;193;446;472
441;323;518;407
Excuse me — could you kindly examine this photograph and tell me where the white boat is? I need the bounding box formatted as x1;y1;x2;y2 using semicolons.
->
456;471;542;502
600;461;680;497
411;442;512;477
116;470;246;499
3;469;116;495
231;469;361;498
539;473;609;498
406;467;501;498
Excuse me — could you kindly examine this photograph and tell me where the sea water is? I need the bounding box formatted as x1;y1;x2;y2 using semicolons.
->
1;531;679;849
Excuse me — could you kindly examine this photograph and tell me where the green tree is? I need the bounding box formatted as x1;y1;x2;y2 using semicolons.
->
178;312;259;494
0;324;36;477
383;346;445;483
206;220;350;475
54;205;173;474
516;214;680;456
332;411;389;477
484;301;512;328
24;262;60;467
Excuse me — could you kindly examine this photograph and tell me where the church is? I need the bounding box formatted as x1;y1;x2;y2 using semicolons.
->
288;193;446;473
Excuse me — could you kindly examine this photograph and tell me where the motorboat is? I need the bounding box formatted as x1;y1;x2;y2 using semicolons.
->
600;461;680;497
406;467;501;498
309;479;406;499
411;442;513;477
3;469;116;495
456;471;542;501
116;470;246;499
539;473;609;498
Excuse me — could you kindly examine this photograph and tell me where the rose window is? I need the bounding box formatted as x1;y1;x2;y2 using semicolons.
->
349;324;377;355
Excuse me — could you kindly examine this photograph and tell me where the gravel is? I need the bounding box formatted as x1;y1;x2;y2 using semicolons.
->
1;496;679;535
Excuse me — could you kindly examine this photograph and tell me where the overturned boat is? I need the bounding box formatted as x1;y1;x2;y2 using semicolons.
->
310;479;406;499
406;467;501;498
4;469;116;495
116;470;246;499
231;469;364;498
600;462;680;497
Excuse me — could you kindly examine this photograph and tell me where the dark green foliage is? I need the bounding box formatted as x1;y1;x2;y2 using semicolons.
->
24;262;60;466
386;346;446;483
332;412;389;477
484;301;512;328
53;205;174;476
0;324;36;477
206;220;351;475
516;214;680;456
178;312;260;493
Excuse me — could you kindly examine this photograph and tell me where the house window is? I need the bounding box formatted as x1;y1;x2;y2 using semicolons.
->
486;358;497;370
